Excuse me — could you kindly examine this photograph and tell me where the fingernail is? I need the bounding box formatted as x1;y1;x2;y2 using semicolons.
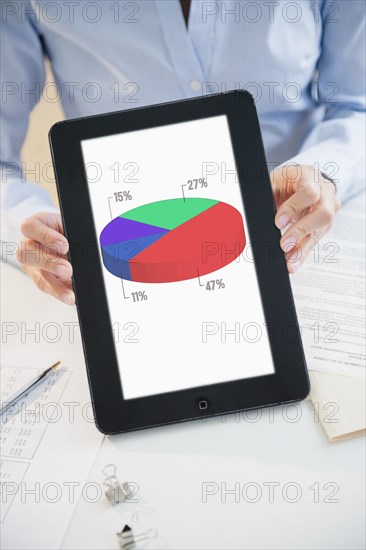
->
281;238;297;252
61;292;75;305
275;214;290;229
56;265;71;278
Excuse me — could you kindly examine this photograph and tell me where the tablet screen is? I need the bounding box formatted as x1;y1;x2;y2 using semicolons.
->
81;115;275;399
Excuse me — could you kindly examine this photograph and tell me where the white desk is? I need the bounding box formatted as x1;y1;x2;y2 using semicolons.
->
1;262;365;549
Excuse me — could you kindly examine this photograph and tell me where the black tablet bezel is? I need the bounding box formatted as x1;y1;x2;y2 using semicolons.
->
49;91;309;434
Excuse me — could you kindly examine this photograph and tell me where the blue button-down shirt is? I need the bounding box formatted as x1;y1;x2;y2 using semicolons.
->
1;0;365;251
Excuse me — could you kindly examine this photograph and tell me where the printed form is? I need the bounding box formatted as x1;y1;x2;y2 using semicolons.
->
291;193;365;379
0;349;103;550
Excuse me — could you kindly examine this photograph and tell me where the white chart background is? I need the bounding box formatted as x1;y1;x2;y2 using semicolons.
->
81;115;275;399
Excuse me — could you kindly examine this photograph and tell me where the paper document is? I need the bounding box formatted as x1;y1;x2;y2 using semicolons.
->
0;349;103;550
291;193;365;378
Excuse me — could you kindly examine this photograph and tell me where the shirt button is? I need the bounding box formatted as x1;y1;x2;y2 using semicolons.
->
190;80;202;92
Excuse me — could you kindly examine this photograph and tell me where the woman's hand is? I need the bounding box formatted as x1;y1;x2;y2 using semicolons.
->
270;164;341;273
17;212;75;305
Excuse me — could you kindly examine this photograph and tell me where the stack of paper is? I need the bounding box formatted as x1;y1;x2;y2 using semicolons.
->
309;371;365;441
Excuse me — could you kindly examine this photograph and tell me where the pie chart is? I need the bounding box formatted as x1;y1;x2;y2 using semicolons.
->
100;198;246;283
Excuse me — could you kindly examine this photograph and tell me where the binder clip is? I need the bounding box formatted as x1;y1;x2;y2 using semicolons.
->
116;524;157;549
102;464;134;505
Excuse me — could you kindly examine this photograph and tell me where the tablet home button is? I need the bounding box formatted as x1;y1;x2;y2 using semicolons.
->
197;397;210;412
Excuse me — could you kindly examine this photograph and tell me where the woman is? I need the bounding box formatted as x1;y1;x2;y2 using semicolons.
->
1;0;364;304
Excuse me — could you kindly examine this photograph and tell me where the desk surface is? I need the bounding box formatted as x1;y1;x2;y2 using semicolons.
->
1;262;365;549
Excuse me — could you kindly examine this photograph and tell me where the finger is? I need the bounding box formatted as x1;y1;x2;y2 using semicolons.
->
29;269;75;305
17;239;72;279
279;178;337;253
41;270;75;305
275;168;321;229
21;216;68;254
280;202;333;254
269;169;284;208
323;178;342;213
34;212;65;233
21;260;74;298
286;229;327;273
29;269;54;297
270;165;293;207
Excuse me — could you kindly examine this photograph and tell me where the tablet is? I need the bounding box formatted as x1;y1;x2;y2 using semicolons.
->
49;91;309;434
